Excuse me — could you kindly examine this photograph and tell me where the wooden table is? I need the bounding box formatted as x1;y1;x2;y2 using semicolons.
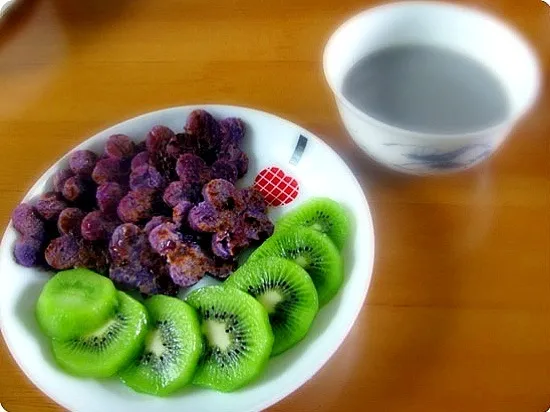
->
0;0;549;411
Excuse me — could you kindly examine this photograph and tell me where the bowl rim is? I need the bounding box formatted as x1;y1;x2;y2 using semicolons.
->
0;104;376;412
322;0;542;140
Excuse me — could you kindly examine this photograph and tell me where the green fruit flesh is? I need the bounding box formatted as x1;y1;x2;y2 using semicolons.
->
36;268;118;341
185;286;273;392
276;197;350;250
119;295;203;396
225;257;319;356
51;291;149;378
248;228;344;305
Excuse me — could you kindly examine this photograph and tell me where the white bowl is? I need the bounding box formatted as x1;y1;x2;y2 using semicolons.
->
0;105;375;412
323;1;541;175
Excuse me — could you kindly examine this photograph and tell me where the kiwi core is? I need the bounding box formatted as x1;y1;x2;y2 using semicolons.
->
294;256;309;268
257;290;283;314
145;329;165;356
87;318;116;337
203;320;231;350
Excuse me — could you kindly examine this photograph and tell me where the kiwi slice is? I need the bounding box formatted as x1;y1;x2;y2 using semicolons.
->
36;268;118;340
185;286;273;392
248;228;343;306
119;295;203;396
225;257;318;356
51;291;149;378
276;197;350;250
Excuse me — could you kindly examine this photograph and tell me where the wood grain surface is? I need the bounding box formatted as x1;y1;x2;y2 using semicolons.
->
0;0;549;411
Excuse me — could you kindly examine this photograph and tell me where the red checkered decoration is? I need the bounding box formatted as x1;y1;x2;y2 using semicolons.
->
254;167;299;207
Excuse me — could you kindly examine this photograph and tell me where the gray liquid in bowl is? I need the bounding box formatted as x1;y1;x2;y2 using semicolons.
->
342;45;510;134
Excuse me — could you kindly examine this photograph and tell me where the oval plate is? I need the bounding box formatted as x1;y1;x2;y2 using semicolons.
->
0;105;375;412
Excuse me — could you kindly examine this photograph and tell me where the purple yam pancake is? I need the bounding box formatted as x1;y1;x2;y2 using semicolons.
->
35;192;67;221
143;216;171;235
219;117;245;146
162;181;201;208
129;164;166;191
57;207;86;236
12;203;46;241
175;153;211;185
130;151;149;171
210;160;238;184
165;242;214;287
172;200;193;228
92;158;129;185
117;188;158;223
69;150;98;176
96;182;127;216
148;222;181;255
45;235;80;270
53;169;74;193
81;211;119;241
105;134;135;159
14;237;43;267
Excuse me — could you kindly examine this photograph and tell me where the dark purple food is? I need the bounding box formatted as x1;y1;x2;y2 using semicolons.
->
218;144;249;177
109;223;143;265
143;216;171;235
109;223;177;296
165;242;214;287
81;211;119;241
92;158;129;185
62;176;92;203
117;188;157;223
220;117;245;146
12;203;46;241
146;125;175;154
96;182;126;216
44;235;81;270
172;201;193;228
78;240;110;274
53;169;74;192
202;179;244;211
109;262;177;296
57;207;85;236
189;179;273;259
12;110;273;294
35;192;67;221
240;187;268;213
210;160;238;184
162;181;201;208
130;151;149;171
129;164;166;191
184;110;222;162
135;141;146;152
175;153;211;185
188;201;223;232
148;222;181;255
105;134;135;159
208;258;237;280
69;150;98;177
14;237;43;267
241;209;274;241
146;125;177;180
211;228;251;260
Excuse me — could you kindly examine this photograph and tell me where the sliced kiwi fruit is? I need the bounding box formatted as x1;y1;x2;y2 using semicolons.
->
36;268;118;340
119;295;203;396
248;228;343;306
185;285;273;392
276;197;350;250
51;291;149;378
225;257;318;356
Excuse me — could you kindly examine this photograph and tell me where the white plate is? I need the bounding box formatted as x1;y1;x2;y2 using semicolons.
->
0;105;375;412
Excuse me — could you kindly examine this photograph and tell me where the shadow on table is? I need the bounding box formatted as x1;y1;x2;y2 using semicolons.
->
48;0;134;31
